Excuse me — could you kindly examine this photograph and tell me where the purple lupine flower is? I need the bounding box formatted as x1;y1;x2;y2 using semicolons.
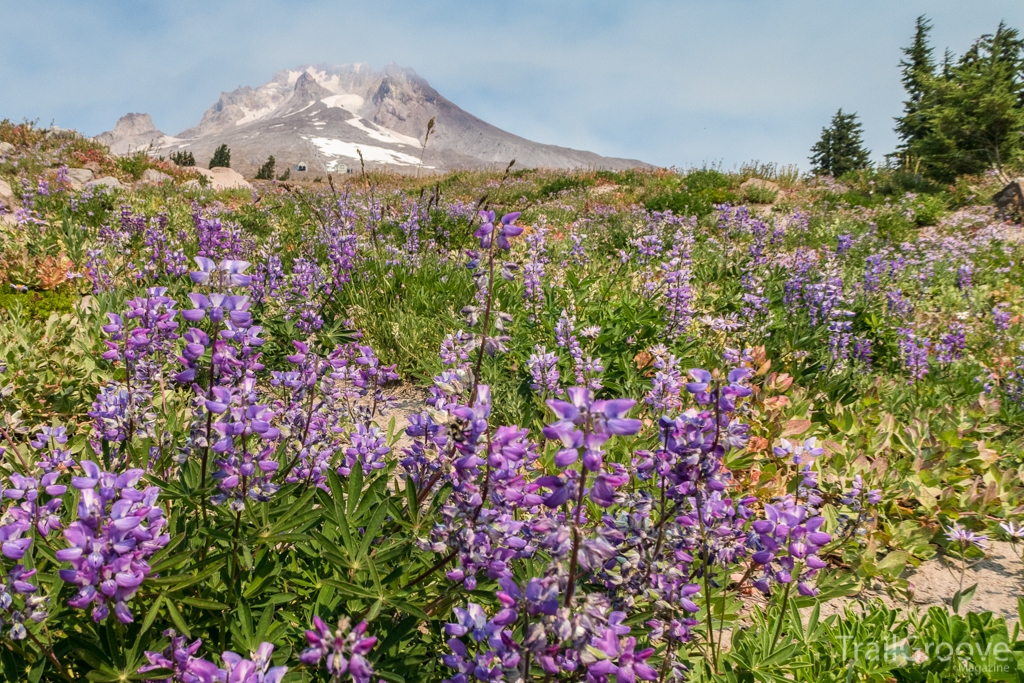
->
584;628;658;683
475;211;523;250
57;461;168;623
993;304;1012;332
644;345;683;414
440;602;520;683
340;424;390;476
897;327;930;383
522;220;549;321
956;264;973;294
936;324;966;365
300;616;377;683
527;345;560;397
840;474;882;511
0;565;48;640
139;629;223;683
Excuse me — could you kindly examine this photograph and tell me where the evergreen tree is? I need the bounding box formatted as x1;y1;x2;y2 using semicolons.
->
809;109;871;177
169;150;195;167
209;144;231;169
894;15;936;152
277;168;291;181
912;22;1024;180
255;155;276;180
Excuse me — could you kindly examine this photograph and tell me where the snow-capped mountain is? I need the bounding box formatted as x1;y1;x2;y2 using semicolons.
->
98;63;649;174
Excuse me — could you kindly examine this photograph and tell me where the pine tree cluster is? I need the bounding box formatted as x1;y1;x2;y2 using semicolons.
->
209;144;231;169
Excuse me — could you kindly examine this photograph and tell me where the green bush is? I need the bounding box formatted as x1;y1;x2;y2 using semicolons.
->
742;183;779;204
644;169;737;216
209;144;231;169
539;175;594;195
255;155;276;180
0;289;77;321
169;150;195;167
114;150;151;181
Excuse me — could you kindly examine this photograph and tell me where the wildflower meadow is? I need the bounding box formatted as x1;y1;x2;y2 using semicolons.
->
1;122;1024;682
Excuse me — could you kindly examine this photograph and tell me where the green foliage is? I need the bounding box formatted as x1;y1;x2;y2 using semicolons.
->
810;109;871;177
742;183;778;204
169;150;195;167
644;169;737;216
896;18;1024;181
114;150;151;181
739;161;802;188
710;601;1024;682
539;174;594;195
0;289;76;322
277;168;290;181
1;155;1023;680
209;144;231;169
255;155;276;180
895;15;937;152
0;118;46;147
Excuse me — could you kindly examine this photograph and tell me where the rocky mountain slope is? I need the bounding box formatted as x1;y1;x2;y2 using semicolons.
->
97;64;650;175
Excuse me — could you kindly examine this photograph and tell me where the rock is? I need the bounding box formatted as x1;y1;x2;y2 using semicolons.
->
994;178;1024;218
141;168;171;184
740;178;780;193
91;176;124;190
0;213;16;228
0;177;15;209
740;178;780;204
182;179;201;190
191;166;251;191
94;113;168;156
83;161;103;174
0;141;14;155
65;168;95;190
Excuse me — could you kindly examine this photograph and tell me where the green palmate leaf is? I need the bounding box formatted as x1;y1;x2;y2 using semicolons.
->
163;599;191;638
358;501;391;558
323;577;381;600
266;488;319;535
180;596;231;610
347;465;365;517
139;595;166;636
255;604;275;642
374;669;407;683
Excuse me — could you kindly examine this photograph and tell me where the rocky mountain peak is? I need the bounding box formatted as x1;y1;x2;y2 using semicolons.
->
98;63;651;174
94;113;169;155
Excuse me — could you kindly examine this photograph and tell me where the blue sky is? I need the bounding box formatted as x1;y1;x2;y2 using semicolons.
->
2;0;1022;168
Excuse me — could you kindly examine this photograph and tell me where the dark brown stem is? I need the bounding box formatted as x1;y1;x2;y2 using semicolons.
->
404;550;457;591
471;244;497;398
27;630;73;682
563;449;590;606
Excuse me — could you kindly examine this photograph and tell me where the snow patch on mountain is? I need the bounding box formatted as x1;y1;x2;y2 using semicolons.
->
307;136;425;167
321;94;365;113
236;106;276;126
345;118;420;147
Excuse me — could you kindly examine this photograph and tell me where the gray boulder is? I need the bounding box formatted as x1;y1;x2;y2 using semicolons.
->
741;177;780;192
142;168;171;184
0;178;15;209
0;142;14;156
191;166;251;190
66;168;95;190
91;176;124;190
994;178;1024;218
